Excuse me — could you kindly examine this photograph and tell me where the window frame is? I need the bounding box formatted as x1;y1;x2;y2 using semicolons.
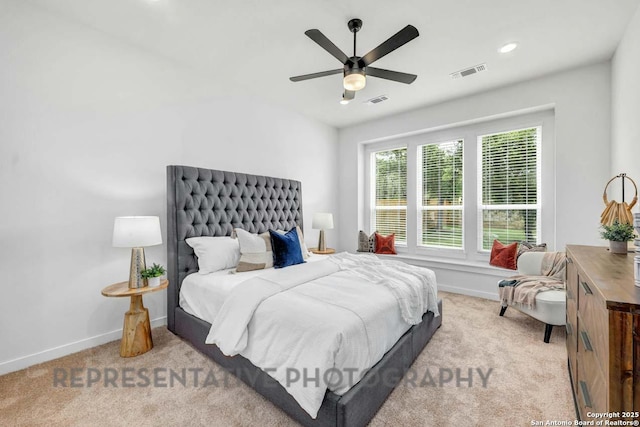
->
371;146;409;245
417;139;465;250
476;126;542;252
366;140;410;251
362;109;555;261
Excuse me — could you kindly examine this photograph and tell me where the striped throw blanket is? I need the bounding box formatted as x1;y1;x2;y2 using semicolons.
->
498;252;566;309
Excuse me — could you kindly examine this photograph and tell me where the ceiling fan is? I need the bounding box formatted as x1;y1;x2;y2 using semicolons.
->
290;18;419;103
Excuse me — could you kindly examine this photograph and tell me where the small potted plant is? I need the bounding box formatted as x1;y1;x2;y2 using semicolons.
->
600;220;635;254
140;263;166;287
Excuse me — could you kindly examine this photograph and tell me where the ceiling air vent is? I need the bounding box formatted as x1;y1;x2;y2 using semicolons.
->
450;63;487;79
364;95;389;105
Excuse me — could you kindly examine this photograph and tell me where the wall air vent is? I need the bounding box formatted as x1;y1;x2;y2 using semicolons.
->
363;95;389;105
450;63;487;79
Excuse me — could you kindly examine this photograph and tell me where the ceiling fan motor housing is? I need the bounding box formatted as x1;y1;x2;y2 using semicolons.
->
344;58;364;74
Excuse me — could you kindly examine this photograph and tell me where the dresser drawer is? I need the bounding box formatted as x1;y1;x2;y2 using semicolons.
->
577;345;607;418
566;314;578;391
566;256;578;303
576;274;593;311
578;282;609;370
566;291;577;338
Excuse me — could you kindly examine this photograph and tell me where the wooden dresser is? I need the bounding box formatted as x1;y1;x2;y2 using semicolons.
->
566;245;640;421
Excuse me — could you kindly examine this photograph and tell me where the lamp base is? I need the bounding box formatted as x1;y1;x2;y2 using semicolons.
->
317;230;326;252
128;247;147;289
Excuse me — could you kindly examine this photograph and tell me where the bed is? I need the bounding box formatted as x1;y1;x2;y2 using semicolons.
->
166;165;443;427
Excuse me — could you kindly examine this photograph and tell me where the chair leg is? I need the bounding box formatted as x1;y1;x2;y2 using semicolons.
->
544;324;553;343
499;305;508;316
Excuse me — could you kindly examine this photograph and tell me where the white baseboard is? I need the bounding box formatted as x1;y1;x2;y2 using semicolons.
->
0;316;167;376
438;283;499;302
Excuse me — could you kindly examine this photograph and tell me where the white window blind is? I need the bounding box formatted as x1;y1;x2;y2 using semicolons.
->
373;148;407;243
479;127;540;250
419;140;464;248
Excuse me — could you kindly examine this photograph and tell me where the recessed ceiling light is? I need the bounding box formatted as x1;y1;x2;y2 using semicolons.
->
499;42;518;54
339;99;350;105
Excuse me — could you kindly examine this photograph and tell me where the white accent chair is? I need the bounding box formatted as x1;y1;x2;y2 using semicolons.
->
498;251;566;343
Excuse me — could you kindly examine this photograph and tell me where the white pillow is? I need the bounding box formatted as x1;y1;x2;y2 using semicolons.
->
234;228;273;272
186;236;241;274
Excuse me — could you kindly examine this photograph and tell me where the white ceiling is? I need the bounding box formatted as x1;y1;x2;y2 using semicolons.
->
27;0;640;128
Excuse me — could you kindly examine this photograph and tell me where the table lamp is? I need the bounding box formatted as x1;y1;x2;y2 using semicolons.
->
312;213;334;252
113;216;162;289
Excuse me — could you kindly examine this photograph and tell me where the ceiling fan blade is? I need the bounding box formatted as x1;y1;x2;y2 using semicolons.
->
359;25;419;67
305;29;352;65
343;90;355;100
289;69;343;82
366;67;417;84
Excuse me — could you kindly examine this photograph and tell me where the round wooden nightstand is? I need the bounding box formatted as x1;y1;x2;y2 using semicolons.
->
309;248;336;255
101;279;168;357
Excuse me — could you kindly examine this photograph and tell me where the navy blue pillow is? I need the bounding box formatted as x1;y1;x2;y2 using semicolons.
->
269;228;305;269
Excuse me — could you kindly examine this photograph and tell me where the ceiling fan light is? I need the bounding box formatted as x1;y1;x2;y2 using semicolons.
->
343;72;366;91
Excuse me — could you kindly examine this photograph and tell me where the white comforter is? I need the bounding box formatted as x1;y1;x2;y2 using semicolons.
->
205;252;439;418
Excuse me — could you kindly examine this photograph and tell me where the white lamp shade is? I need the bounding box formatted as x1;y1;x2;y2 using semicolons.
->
113;216;162;247
312;213;334;230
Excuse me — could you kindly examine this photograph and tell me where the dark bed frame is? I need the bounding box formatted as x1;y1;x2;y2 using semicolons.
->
166;165;442;427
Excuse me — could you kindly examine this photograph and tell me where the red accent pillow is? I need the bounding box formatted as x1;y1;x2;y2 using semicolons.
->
489;240;518;270
375;233;397;255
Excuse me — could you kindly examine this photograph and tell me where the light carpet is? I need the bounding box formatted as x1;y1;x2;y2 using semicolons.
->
0;292;574;426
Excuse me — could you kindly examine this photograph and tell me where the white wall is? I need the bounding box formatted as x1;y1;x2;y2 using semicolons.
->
0;1;337;374
612;5;640;187
337;62;612;299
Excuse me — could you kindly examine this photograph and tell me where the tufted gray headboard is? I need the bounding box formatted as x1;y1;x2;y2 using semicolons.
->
166;165;303;331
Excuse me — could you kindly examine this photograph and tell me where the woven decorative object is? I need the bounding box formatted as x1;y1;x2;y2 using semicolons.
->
600;174;637;226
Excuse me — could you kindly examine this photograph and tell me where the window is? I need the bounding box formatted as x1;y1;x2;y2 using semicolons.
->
365;110;552;261
419;140;464;248
479;127;540;250
372;147;407;243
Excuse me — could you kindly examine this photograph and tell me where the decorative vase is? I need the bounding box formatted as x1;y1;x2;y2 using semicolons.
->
148;276;161;287
609;240;628;254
